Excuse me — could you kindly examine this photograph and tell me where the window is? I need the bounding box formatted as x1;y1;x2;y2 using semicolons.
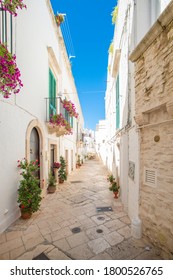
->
116;74;120;129
0;6;13;53
70;116;73;128
49;69;56;117
65;109;70;123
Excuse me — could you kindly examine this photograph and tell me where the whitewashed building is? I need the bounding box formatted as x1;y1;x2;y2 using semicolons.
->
0;0;84;232
83;128;96;156
104;0;172;238
95;120;107;165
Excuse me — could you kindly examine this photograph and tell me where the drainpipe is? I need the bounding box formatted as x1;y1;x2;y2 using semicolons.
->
130;0;142;239
131;127;142;239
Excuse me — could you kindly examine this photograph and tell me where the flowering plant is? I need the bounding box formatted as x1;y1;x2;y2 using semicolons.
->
49;113;72;134
17;159;42;213
0;0;26;16
58;156;67;182
0;42;23;98
53;162;61;169
55;14;64;26
62;99;79;118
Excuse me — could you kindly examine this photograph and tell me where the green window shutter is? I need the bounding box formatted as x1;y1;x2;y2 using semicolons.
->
70;117;73;128
49;69;56;117
116;75;120;129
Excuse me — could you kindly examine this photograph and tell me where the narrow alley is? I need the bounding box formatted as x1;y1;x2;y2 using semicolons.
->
0;158;164;260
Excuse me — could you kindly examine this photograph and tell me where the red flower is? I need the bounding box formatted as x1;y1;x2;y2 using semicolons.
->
53;162;61;169
21;205;25;209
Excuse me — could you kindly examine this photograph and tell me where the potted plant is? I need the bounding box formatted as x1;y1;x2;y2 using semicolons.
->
76;155;81;168
58;156;67;183
55;14;64;26
17;158;42;219
49;113;72;135
47;171;57;193
107;174;115;184
109;181;120;199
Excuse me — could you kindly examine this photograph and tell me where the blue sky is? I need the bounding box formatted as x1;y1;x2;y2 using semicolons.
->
50;0;117;130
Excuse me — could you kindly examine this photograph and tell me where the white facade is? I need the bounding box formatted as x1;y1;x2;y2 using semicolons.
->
95;120;107;164
0;0;84;232
83;128;96;156
104;0;171;237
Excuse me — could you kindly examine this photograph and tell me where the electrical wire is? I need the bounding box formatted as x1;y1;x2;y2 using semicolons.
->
60;14;75;58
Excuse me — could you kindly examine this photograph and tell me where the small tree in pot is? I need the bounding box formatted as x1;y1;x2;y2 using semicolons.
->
17;159;42;219
58;156;67;183
47;171;57;193
109;181;120;199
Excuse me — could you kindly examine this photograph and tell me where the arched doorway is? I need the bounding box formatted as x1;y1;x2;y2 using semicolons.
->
30;127;40;180
26;119;45;191
30;128;40;162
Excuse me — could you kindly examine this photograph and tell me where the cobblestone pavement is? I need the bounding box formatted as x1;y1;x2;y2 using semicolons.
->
0;158;166;260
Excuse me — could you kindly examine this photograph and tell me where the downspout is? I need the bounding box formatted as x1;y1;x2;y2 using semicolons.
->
130;0;142;239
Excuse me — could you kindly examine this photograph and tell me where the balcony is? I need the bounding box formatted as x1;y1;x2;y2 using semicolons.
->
76;132;85;148
45;97;73;136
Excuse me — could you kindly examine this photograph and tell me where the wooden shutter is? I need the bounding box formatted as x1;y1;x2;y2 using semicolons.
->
49;69;56;117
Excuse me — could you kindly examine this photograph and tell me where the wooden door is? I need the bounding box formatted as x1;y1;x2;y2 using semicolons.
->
30;127;40;179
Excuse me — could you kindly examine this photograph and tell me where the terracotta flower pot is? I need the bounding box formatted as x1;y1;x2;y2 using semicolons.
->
20;207;32;219
113;191;119;199
47;185;56;193
59;178;64;184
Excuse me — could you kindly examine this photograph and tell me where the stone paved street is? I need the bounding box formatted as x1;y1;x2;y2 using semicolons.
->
0;158;166;260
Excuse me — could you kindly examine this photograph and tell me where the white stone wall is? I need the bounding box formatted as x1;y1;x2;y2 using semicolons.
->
105;0;141;224
131;1;173;255
0;0;84;232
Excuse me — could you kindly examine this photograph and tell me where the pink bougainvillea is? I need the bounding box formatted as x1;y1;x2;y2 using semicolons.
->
49;113;72;135
61;99;79;118
0;0;26;16
0;42;23;98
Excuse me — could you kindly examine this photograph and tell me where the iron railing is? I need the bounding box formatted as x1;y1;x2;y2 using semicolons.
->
45;97;70;123
0;6;13;53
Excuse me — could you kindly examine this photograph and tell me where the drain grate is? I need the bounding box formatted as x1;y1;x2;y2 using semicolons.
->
96;206;113;212
33;253;49;260
96;229;103;233
70;181;83;183
71;227;81;234
97;216;105;221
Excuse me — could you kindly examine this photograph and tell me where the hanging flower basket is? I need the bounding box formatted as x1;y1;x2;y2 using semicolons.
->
61;99;79;118
0;0;27;16
49;113;72;135
0;42;23;98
